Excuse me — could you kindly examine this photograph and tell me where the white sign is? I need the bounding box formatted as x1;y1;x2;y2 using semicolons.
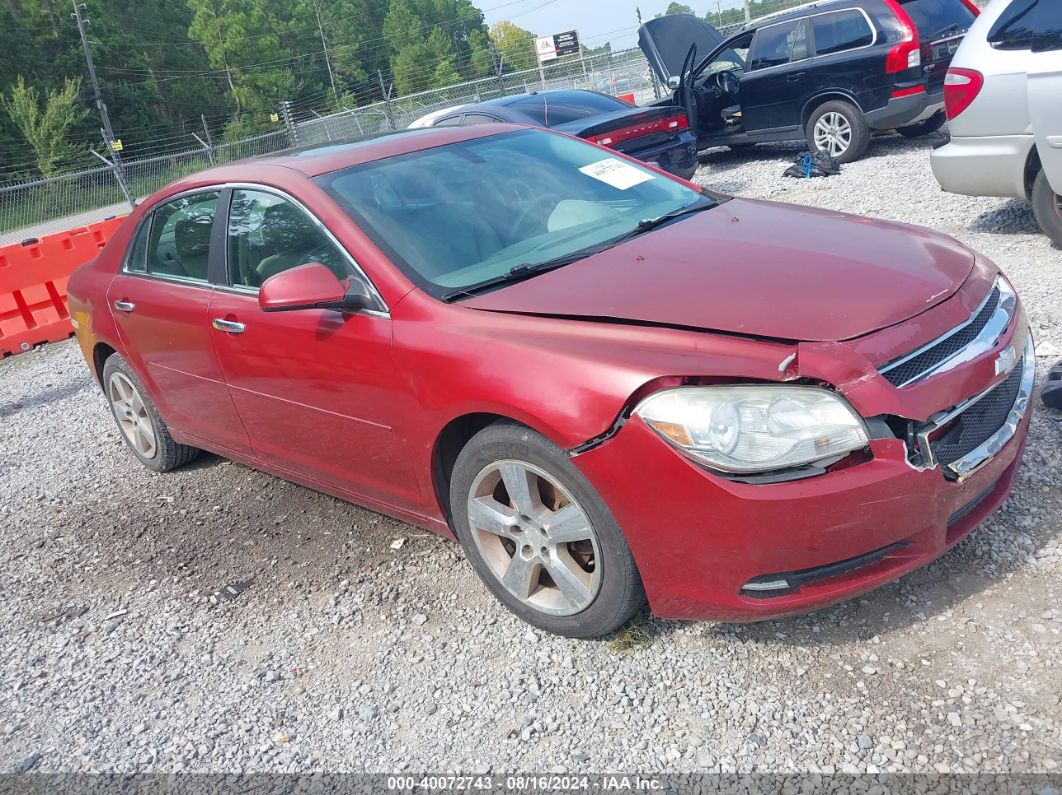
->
535;36;557;62
579;158;655;190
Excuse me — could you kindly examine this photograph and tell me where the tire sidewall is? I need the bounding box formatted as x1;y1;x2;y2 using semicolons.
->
1032;170;1062;247
449;423;644;638
101;354;172;472
806;100;869;164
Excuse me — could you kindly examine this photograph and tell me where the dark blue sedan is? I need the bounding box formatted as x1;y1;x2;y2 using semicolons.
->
418;90;698;181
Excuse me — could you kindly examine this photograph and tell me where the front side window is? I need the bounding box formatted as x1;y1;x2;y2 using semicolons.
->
226;189;350;289
748;19;809;70
147;192;218;283
813;10;874;55
316;129;714;299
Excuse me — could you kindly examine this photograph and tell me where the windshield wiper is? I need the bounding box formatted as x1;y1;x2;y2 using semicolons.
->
440;197;718;302
440;250;596;302
608;197;717;245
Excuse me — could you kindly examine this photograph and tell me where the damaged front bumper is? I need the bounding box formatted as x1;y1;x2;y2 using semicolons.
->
570;272;1034;622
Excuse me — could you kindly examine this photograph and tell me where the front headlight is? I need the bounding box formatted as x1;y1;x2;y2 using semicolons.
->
634;385;869;474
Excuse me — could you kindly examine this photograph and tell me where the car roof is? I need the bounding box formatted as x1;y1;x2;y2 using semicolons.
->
163;124;526;190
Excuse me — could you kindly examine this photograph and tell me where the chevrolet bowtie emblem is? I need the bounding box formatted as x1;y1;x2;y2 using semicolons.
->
995;344;1018;376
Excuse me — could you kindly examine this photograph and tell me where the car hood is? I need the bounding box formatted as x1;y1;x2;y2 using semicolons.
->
463;198;976;343
638;14;725;84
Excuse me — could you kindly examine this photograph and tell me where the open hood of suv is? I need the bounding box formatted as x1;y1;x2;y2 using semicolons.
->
463;198;976;343
638;14;725;84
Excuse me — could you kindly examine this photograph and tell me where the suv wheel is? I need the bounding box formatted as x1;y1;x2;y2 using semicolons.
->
1032;169;1062;247
806;100;870;164
449;421;645;638
897;111;946;139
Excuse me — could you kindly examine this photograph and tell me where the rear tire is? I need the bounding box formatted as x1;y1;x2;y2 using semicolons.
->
1031;169;1062;248
449;421;645;638
896;112;946;138
805;100;870;164
102;353;200;472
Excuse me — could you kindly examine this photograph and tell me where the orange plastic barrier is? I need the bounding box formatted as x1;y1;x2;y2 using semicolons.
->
0;217;125;358
617;92;637;105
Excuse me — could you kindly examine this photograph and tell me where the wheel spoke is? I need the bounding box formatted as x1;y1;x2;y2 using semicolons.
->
544;504;591;544
501;554;539;600
468;497;517;537
543;551;592;609
499;463;540;517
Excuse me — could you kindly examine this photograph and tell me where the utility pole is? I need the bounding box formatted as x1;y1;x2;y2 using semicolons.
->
72;1;123;168
637;6;661;99
279;100;298;146
377;70;395;130
311;0;339;103
744;0;751;23
192;114;215;166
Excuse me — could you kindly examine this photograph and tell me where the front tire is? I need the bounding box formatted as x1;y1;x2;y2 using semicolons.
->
806;100;870;163
102;353;200;472
449;422;645;638
1031;169;1062;247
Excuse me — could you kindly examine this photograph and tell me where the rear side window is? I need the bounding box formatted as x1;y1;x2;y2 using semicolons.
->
812;10;875;55
147;192;218;283
433;115;463;127
897;0;977;38
1033;1;1062;51
988;0;1038;49
748;19;810;70
462;113;502;124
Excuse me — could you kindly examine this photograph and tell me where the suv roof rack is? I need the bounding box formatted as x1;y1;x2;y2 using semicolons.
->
753;0;845;24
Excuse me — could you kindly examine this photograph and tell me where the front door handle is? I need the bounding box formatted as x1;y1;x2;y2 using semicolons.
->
113;300;135;312
212;318;246;335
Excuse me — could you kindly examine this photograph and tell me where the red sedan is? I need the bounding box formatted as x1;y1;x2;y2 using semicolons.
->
67;125;1034;638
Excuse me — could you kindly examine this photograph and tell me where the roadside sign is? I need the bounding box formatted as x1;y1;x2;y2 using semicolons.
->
270;112;280;123
536;30;580;63
110;139;123;152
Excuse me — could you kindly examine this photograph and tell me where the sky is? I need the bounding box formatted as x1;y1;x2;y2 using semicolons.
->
482;0;748;52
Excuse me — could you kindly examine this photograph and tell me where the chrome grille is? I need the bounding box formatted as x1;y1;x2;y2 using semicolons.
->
929;359;1023;468
881;285;1004;387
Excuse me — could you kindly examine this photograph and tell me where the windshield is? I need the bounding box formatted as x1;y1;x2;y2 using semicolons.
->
316;129;710;299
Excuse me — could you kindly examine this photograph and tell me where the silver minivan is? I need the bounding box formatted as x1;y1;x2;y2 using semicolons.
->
931;0;1062;245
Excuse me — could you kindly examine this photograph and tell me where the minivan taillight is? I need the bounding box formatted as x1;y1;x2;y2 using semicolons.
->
587;114;688;148
943;68;984;119
882;0;921;73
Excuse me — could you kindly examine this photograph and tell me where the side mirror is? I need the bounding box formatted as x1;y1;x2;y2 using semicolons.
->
259;263;375;314
666;75;681;91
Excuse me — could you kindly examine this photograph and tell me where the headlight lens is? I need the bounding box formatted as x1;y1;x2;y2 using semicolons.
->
634;385;869;474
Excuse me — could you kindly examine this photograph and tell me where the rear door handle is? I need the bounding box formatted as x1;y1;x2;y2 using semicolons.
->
113;300;135;312
786;71;807;82
212;318;246;335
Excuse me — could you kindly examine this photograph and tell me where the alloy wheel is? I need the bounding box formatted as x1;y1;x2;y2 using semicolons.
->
466;460;601;616
108;372;157;459
813;112;852;158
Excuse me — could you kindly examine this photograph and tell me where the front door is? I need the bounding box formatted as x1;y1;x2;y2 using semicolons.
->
739;17;812;133
207;187;420;510
107;190;252;455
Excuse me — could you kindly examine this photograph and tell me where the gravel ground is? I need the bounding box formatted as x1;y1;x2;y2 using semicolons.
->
1;129;1060;777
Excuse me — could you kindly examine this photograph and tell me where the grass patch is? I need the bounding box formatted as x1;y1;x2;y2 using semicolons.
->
608;612;653;652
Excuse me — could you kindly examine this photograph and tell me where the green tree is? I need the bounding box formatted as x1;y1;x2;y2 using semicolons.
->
489;20;536;73
665;2;695;14
1;76;85;176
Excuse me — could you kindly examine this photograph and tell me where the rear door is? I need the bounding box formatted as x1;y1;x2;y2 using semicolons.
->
740;17;813;132
107;190;252;455
896;0;979;93
1026;1;1062;193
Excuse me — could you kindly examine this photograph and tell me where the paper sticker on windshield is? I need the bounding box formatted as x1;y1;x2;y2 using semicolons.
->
579;158;654;190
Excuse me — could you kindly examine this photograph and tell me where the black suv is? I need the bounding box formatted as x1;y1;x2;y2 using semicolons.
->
639;0;980;162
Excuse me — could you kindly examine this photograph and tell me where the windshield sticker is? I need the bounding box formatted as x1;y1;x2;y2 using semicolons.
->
579;158;655;190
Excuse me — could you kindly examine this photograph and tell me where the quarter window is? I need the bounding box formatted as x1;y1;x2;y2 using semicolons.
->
812;10;874;55
226;189;351;289
125;215;150;273
147;192;218;283
748;19;810;71
987;0;1038;50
